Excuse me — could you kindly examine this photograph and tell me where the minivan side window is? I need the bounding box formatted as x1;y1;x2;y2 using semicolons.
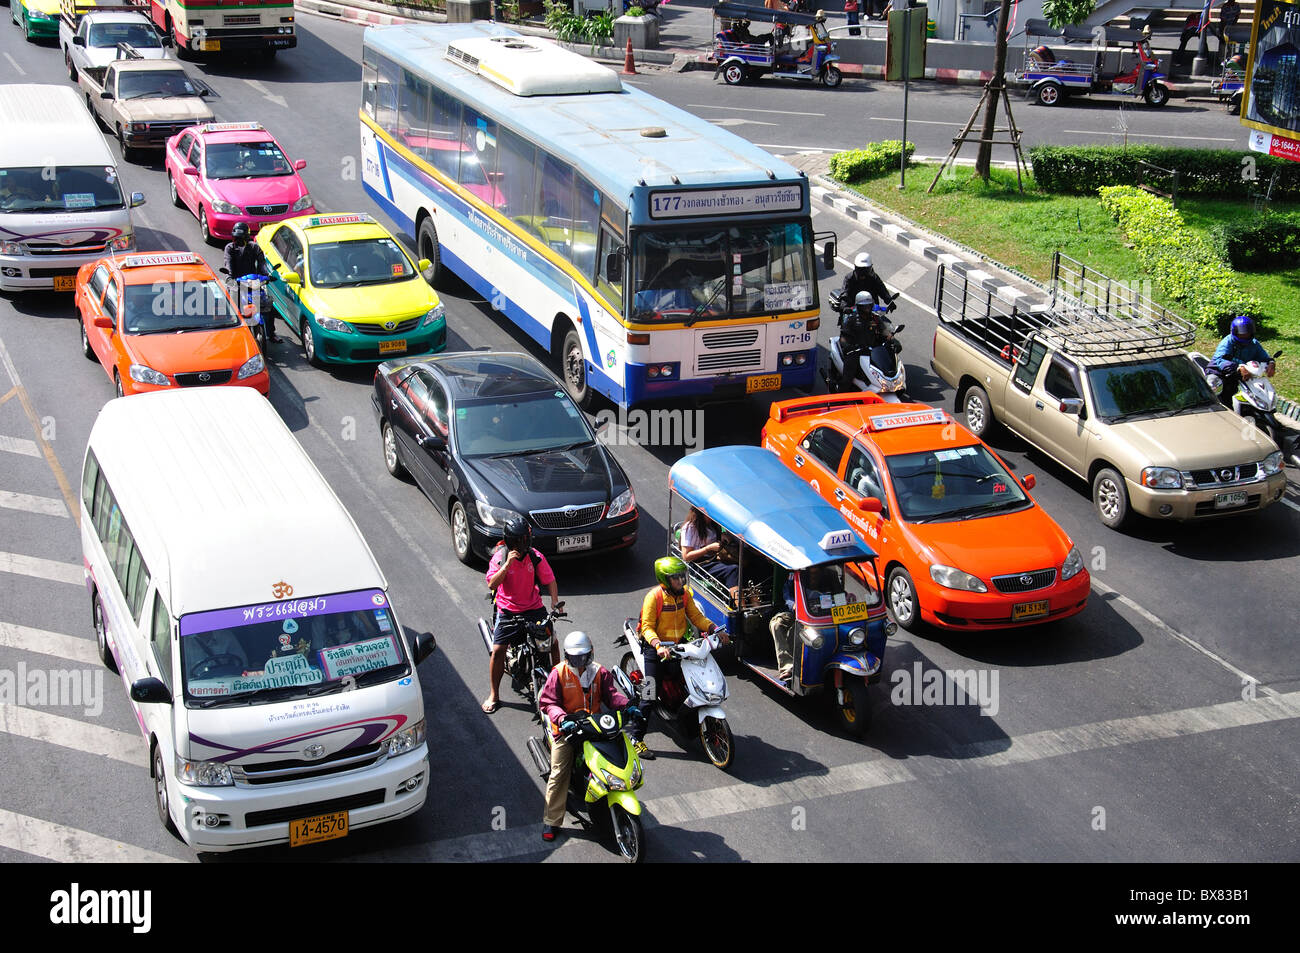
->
150;592;173;687
82;451;99;515
88;463;151;622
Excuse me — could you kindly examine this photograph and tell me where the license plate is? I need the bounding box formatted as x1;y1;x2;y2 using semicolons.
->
288;810;348;847
831;601;872;625
1214;491;1247;509
205;40;221;51
378;338;407;354
1012;600;1050;622
53;276;76;292
745;373;782;394
557;533;592;553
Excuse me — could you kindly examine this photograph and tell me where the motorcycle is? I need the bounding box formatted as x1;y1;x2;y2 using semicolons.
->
824;291;907;400
477;598;566;711
617;621;734;771
525;707;647;863
220;267;273;355
1191;349;1300;468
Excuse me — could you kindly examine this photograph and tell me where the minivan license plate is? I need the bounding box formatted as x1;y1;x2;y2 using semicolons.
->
289;810;348;847
557;534;591;553
1214;491;1247;509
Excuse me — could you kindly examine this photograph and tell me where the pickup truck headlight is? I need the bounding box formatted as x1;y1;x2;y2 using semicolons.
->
476;500;521;527
384;718;426;756
209;199;240;215
236;354;264;380
420;303;444;328
1061;546;1084;581
929;564;988;593
291;194;313;212
1140;466;1184;489
316;316;352;334
606;487;636;519
128;364;170;386
1260;451;1284;476
176;756;233;787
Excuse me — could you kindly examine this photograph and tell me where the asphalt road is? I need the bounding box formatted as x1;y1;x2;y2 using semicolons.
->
0;12;1296;865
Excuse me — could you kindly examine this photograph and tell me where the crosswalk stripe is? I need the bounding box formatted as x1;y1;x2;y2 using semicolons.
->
0;704;146;768
0;621;100;667
0;490;68;518
0;808;181;864
0;434;40;457
0;552;83;586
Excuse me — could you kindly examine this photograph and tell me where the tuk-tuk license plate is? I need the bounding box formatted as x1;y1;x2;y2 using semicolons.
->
289;810;348;847
378;339;407;355
557;533;592;553
831;601;872;625
1012;600;1050;622
53;276;76;292
1214;491;1248;509
745;373;782;394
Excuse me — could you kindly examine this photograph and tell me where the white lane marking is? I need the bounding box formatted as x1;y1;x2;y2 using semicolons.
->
710;117;779;128
1064;129;1237;142
0;490;68;518
0;434;40;457
3;54;24;76
0;335;80;526
890;260;928;292
243;78;287;109
1090;577;1278;698
0;622;100;668
833;253;936;315
691;103;827;117
0;552;83;587
755;142;838;152
869;116;965;126
369;690;1300;861
1280;496;1300;513
0;808;181;864
0;705;147;768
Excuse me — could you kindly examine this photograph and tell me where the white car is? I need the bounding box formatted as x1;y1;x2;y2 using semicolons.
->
61;9;169;82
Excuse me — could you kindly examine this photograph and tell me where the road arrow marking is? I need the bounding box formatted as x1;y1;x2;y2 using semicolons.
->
243;78;288;109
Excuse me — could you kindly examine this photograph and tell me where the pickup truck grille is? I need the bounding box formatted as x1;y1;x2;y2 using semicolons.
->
991;568;1057;594
1185;463;1259;487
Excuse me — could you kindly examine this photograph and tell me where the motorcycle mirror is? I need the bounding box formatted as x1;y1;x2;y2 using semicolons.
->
1022;474;1037;490
219;267;229;275
1273;350;1284;358
894;323;906;333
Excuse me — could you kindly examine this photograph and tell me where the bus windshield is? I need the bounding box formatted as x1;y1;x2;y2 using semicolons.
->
631;221;815;323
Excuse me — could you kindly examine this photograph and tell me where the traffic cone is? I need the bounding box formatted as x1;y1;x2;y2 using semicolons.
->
622;37;637;75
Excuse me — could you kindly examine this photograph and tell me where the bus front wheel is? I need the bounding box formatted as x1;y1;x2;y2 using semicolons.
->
417;216;444;288
558;325;593;410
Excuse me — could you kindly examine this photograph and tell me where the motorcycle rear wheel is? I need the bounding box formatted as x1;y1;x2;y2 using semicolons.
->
609;804;645;864
700;715;735;771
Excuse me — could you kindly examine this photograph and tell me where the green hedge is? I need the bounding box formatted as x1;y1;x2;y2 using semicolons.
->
1098;185;1261;329
829;141;916;182
1210;212;1300;271
1030;146;1300;200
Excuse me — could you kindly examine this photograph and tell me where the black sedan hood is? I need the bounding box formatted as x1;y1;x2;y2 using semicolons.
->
465;442;616;510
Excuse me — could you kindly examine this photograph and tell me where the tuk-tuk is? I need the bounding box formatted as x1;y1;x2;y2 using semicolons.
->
1013;19;1170;107
1211;25;1252;113
712;1;843;88
666;446;892;735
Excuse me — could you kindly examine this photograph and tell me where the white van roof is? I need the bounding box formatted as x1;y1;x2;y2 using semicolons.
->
87;388;388;618
0;85;114;168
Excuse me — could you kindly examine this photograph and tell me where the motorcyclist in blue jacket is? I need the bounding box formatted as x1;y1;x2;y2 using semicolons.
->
1208;315;1273;407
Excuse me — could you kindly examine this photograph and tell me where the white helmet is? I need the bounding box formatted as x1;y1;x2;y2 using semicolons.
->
854;253;873;270
564;631;593;670
854;290;874;309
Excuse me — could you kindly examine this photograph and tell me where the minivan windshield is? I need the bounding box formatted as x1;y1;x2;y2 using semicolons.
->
179;589;410;707
0;166;125;213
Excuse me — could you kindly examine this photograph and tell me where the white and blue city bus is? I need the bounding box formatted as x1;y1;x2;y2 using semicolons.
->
359;23;830;408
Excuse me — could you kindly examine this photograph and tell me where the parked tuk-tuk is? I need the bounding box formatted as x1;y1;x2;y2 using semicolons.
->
1013;19;1170;107
712;1;843;88
1211;25;1252;113
664;446;892;736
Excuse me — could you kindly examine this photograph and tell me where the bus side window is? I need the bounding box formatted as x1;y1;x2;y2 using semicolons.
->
375;54;400;137
460;105;499;191
82;451;99;516
429;86;462;181
538;154;575;260
571;175;600;278
361;47;378;119
497;127;538;229
398;68;431;158
596;226;624;313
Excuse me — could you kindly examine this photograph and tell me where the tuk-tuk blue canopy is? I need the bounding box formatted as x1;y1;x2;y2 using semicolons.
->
669;446;877;571
714;1;824;26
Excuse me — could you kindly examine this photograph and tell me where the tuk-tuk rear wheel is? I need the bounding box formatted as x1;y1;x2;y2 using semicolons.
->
1144;82;1169;107
723;63;746;85
836;679;872;736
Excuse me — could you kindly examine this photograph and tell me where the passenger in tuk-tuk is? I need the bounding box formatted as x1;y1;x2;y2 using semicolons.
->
680;506;741;589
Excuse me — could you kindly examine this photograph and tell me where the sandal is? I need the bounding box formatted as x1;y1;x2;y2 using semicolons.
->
481;698;500;713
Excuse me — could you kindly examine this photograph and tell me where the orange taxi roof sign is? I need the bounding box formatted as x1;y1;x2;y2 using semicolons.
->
866;408;950;431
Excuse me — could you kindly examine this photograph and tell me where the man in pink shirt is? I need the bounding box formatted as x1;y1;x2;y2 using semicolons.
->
482;516;560;713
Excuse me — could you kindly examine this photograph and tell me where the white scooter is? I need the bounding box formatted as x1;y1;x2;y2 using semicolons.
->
1190;349;1300;468
617;621;735;771
825;307;908;401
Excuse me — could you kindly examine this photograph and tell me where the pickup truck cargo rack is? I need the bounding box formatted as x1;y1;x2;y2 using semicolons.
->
114;42;146;60
935;254;1195;361
60;0;148;26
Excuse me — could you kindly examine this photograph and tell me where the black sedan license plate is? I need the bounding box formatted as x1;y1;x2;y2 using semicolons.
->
557;533;592;553
289;810;348;847
1214;490;1247;509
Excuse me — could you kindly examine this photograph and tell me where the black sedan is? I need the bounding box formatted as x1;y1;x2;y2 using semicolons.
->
372;351;639;564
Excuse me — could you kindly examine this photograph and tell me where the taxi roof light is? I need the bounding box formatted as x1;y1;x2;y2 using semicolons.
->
866;408;950;431
200;121;266;133
303;213;375;228
117;253;201;269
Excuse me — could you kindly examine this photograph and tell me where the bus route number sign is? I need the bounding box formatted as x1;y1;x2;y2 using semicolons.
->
648;186;803;220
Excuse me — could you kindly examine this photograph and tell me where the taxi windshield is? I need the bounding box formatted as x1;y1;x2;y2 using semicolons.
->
455;390;593;458
122;280;240;333
795;563;880;619
0;166;124;213
118;70;200;100
88;23;162;48
884;444;1031;523
204;141;292;180
308;237;416;289
179;589;410;707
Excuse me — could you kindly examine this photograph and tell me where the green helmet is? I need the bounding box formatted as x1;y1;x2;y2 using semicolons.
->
654;556;687;588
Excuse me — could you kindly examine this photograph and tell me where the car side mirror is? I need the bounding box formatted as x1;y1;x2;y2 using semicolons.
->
408;630;437;665
73;36;86;47
1058;397;1084;416
1022;474;1037;490
283;272;300;286
604;252;622;283
823;239;836;270
417;258;431;272
93;315;114;330
101;90;114;100
421;432;446;452
858;497;883;513
183;165;199;177
130;192;146;208
293;159;307;171
594;415;610;431
129;677;172;705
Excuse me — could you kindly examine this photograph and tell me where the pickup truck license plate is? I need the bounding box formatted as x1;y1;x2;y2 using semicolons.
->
1012;600;1050;622
53;276;76;292
378;338;407;355
1214;490;1248;509
289;810;348;847
557;533;592;553
745;373;782;394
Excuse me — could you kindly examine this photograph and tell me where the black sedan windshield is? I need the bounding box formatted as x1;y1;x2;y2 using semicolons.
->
455;391;593;457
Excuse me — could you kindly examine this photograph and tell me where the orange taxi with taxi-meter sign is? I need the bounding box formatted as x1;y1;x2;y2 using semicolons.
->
762;392;1089;632
75;251;269;398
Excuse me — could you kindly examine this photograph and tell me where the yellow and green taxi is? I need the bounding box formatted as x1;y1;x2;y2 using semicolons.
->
12;0;64;40
258;212;446;367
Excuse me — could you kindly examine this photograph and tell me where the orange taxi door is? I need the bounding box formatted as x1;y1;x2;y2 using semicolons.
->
85;273;114;369
793;425;852;508
837;440;892;550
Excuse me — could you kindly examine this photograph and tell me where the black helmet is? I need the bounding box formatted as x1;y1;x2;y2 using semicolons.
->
503;515;531;552
232;222;251;242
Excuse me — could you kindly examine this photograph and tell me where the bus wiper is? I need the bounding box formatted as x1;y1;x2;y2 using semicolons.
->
685;279;727;327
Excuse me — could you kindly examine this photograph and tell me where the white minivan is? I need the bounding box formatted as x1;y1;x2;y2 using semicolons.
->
81;387;435;853
0;84;144;292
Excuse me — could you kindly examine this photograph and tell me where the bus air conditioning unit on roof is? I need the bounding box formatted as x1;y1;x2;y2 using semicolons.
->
445;36;623;96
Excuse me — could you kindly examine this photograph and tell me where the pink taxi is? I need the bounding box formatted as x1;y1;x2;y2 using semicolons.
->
164;121;315;245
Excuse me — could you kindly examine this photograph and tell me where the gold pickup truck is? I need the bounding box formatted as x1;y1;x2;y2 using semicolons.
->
78;52;213;162
930;258;1287;530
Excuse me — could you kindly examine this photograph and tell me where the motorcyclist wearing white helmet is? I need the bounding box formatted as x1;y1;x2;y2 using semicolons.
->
536;631;640;843
836;289;896;391
837;252;894;327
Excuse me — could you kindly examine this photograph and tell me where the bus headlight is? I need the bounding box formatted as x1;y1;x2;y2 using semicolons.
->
176;756;233;786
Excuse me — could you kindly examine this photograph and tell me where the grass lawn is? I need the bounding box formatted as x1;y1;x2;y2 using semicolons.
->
843;166;1300;403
